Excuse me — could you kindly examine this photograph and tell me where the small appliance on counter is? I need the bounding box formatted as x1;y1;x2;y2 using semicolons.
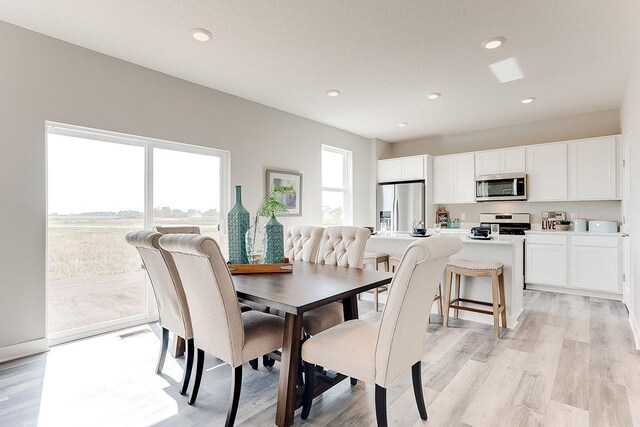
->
479;213;531;235
573;218;588;232
588;220;618;233
541;211;566;230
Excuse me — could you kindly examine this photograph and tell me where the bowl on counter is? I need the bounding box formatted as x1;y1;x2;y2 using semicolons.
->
413;228;427;235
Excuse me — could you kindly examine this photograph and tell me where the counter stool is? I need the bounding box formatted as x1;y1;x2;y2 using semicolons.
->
443;259;506;338
363;252;390;311
390;254;443;316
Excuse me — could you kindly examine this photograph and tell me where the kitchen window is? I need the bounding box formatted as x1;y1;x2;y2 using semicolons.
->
321;145;352;225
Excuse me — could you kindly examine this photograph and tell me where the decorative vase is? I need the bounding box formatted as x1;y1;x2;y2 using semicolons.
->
263;214;284;264
227;185;250;264
245;217;265;264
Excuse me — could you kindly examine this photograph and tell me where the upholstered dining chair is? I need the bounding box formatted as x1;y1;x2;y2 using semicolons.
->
125;230;194;396
155;225;201;235
301;226;371;337
159;234;285;426
300;236;462;427
284;225;324;262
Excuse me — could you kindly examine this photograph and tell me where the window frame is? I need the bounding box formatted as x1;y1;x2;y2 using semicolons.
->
321;144;353;226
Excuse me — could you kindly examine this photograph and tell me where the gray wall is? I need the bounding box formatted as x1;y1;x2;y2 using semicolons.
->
0;21;374;352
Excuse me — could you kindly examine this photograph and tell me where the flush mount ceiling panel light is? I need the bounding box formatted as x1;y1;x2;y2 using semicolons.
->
489;57;525;83
326;89;341;97
482;36;505;49
398;122;408;127
192;28;212;42
427;92;441;100
521;97;536;104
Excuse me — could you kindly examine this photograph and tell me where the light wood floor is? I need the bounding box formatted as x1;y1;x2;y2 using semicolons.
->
1;290;639;426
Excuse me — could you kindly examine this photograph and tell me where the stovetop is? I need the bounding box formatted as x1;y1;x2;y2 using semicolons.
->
479;213;531;236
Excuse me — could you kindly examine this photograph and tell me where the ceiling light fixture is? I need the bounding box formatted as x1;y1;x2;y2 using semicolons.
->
427;92;441;100
327;89;341;97
398;122;408;127
192;28;213;42
482;37;505;50
521;97;536;104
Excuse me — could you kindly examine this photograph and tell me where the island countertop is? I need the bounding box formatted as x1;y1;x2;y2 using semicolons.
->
370;230;526;246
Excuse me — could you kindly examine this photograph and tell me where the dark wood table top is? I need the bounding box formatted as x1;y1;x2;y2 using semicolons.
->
233;261;393;315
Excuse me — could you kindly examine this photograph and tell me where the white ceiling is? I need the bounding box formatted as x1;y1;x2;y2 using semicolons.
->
1;1;639;142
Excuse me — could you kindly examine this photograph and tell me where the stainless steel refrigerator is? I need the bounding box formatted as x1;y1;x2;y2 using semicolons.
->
377;181;425;232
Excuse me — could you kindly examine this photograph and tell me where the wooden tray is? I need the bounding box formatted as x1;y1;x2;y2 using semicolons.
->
228;261;293;275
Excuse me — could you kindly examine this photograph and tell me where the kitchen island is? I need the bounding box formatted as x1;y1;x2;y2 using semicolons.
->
366;230;525;329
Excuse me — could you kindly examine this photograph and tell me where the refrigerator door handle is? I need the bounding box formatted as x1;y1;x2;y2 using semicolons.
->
393;197;399;231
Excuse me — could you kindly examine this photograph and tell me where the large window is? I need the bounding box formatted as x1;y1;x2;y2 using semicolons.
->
47;123;228;343
321;145;352;225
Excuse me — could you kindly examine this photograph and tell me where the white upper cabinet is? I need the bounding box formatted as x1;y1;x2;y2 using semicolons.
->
475;147;525;177
526;143;568;201
433;153;475;204
454;153;476;203
568;136;618;200
377;158;402;183
433;155;454;203
401;156;425;180
377;156;425;183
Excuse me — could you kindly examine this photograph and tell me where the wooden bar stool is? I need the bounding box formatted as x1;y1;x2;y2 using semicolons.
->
443;259;506;338
390;254;443;316
363;252;390;311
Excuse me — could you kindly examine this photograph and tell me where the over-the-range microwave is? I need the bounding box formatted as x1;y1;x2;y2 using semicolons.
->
475;173;527;202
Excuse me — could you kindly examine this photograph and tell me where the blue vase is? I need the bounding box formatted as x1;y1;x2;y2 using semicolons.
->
263;214;284;264
227;186;250;264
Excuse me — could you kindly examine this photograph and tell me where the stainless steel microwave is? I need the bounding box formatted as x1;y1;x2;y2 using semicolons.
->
475;174;527;202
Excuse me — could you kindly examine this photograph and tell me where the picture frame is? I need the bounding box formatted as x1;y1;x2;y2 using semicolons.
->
265;169;303;216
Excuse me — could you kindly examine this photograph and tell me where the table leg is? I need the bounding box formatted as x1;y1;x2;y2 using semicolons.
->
342;295;359;321
276;312;303;427
170;335;185;358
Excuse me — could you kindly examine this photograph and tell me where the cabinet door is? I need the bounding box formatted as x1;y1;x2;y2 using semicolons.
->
433;155;454;204
526;143;568;201
454;153;475;203
570;245;619;292
401;156;425;180
501;147;526;174
475;150;501;176
525;243;567;286
568;136;617;200
377;159;402;183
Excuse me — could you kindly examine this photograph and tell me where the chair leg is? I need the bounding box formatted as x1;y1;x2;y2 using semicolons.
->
374;288;379;312
156;327;169;374
375;385;388;427
301;362;315;420
249;358;258;370
351;377;358;386
180;338;195;395
412;362;428;420
443;270;453;327
263;355;276;367
499;272;507;328
436;284;443;316
384;260;389;272
297;358;304;387
491;272;501;339
454;274;461;319
188;348;205;405
225;365;242;427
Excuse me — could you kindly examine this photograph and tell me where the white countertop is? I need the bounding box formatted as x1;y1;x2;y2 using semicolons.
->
371;230;525;246
525;230;623;236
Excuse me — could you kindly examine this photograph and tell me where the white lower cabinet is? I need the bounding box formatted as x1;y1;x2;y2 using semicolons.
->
525;235;567;287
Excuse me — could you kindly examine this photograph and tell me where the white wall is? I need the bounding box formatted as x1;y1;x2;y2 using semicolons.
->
621;41;640;349
0;22;374;356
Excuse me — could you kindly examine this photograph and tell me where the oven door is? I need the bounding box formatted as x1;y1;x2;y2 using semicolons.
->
476;174;527;201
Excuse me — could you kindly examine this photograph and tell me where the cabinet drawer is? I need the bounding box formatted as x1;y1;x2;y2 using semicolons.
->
525;234;568;245
570;235;620;248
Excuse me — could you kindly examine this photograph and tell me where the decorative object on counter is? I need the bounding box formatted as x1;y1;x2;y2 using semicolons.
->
434;223;442;235
469;227;492;239
266;169;302;216
490;223;500;235
573;218;588;232
436;207;449;227
245;218;266;264
228;185;250;264
412;219;427;236
541;211;566;231
446;218;460;228
264;214;285;263
556;220;571;231
588;220;618;233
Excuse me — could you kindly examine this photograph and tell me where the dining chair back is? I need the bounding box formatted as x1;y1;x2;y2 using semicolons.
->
284;226;324;262
317;226;371;268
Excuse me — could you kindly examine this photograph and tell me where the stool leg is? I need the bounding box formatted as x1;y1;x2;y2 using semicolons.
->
491;271;501;338
443;270;453;327
498;272;507;328
454;274;461;319
374;288;379;312
374;260;380;271
384;260;389;273
436;284;443;316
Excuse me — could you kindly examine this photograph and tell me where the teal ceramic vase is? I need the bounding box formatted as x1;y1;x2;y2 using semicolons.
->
227;185;250;264
263;214;284;264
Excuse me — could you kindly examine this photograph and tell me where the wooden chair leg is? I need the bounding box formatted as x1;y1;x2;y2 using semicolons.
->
156;327;169;374
412;362;428;420
443;270;453;327
180;338;195;395
499;272;507;328
225;365;242;427
301;362;315;420
454;274;461;319
249;358;258;370
436;284;443;316
491;272;501;338
188;348;205;405
384;260;389;272
375;385;388;427
374;288;379;312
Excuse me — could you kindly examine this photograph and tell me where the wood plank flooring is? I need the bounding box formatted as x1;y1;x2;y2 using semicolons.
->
1;291;639;426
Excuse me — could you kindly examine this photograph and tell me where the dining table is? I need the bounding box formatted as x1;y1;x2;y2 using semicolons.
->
233;260;393;427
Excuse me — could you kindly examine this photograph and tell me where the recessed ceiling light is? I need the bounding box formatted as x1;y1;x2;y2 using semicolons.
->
327;89;341;97
482;37;505;50
192;28;212;42
521;97;536;104
398;122;408;127
427;92;441;100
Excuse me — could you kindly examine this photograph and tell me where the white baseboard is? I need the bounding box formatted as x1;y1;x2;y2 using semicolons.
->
526;284;622;300
629;311;640;351
0;338;49;364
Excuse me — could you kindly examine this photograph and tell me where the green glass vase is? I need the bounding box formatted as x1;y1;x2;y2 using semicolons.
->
263;214;284;264
227;185;250;264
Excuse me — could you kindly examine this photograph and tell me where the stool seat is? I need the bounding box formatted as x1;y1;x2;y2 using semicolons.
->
447;259;503;272
364;252;389;259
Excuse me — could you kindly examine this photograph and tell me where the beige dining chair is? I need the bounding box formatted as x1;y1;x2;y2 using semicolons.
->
155;225;202;235
125;230;194;396
284;225;324;262
300;236;462;426
159;234;285;426
302;226;371;337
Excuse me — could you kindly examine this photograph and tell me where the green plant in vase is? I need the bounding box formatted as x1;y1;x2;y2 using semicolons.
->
246;185;294;264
